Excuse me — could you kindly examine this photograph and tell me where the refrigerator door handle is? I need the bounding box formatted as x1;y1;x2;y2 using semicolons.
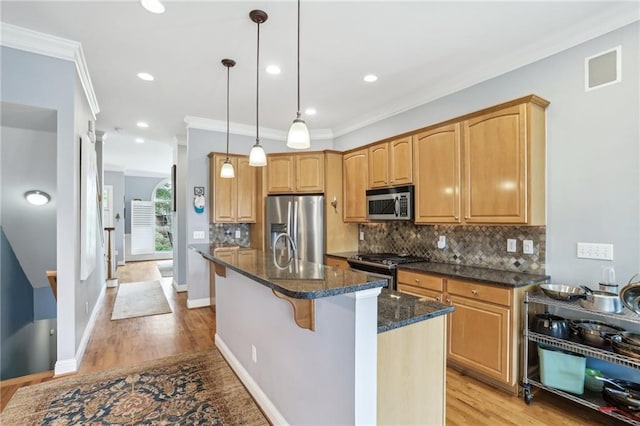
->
286;201;292;236
293;201;299;249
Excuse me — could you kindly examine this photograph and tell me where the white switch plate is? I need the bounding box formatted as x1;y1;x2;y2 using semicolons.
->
251;345;257;363
193;231;205;240
437;235;446;249
359;230;365;241
235;230;241;238
523;240;534;255
507;239;517;253
577;242;614;260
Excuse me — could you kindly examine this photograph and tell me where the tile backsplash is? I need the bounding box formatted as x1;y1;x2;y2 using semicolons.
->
359;223;546;273
209;223;251;247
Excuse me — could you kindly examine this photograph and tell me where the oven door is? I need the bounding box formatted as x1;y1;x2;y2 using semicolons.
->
348;264;394;291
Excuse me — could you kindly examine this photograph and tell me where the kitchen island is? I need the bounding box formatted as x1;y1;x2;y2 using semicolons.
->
190;244;453;425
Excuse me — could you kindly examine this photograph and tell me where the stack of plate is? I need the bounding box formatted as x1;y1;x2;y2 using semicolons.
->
611;332;640;359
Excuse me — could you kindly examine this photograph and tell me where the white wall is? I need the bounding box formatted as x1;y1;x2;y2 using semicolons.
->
335;22;640;285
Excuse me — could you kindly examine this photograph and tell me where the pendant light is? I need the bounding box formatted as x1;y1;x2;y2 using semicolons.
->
286;0;310;149
249;10;268;167
220;58;236;178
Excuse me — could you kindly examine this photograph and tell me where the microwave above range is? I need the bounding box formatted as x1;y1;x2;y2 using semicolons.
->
366;185;414;221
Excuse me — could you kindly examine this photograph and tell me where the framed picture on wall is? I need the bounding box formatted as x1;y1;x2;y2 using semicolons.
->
172;164;177;212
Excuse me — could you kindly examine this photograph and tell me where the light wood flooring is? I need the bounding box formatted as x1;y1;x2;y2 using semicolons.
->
0;261;629;424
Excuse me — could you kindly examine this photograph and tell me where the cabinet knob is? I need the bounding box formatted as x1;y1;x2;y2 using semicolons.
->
454;216;459;220
436;296;441;302
471;289;478;295
446;298;452;305
415;279;420;283
464;216;470;220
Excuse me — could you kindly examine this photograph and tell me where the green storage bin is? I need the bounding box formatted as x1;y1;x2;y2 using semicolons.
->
538;345;586;394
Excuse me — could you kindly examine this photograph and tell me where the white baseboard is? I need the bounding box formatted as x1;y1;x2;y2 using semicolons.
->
216;334;288;426
106;278;118;288
54;283;106;377
172;279;187;292
186;297;210;309
117;260;126;266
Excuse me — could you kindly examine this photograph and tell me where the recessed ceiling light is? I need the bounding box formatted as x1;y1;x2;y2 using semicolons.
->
137;72;154;81
135;138;145;144
363;74;378;83
266;65;281;75
24;190;50;206
136;121;149;128
305;107;317;115
140;0;165;14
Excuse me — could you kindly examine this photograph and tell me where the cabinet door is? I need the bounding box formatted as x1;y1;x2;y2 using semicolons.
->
448;295;511;385
237;249;256;270
463;104;527;223
296;153;324;192
212;155;236;223
368;143;389;188
413;124;461;223
236;156;257;223
214;248;237;264
267;155;295;193
343;149;368;222
389;137;412;185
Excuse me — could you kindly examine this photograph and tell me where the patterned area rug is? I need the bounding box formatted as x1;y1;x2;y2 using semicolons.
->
1;349;269;425
111;280;172;320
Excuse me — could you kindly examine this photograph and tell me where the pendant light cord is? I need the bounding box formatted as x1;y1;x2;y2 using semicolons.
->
256;20;261;143
296;0;301;118
226;64;230;160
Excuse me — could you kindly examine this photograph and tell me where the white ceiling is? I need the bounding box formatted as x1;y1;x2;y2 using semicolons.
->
1;1;638;175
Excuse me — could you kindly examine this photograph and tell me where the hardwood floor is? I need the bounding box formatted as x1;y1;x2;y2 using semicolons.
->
0;261;631;423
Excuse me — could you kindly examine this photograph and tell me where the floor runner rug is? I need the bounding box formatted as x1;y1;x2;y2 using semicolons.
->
111;280;172;320
0;349;269;425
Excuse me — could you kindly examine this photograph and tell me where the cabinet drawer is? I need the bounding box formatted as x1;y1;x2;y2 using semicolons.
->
325;256;349;270
397;284;443;303
397;270;444;292
446;279;511;307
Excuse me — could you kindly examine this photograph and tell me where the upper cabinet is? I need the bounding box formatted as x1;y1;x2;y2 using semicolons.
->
267;153;324;194
412;95;548;225
413;123;462;224
368;137;413;188
209;154;257;223
343;149;368;222
463;99;547;224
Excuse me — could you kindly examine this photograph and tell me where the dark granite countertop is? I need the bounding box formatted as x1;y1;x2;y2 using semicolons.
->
190;244;386;300
400;262;549;287
377;289;454;333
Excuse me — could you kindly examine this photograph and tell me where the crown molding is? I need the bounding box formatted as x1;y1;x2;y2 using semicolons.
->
0;23;100;119
184;115;333;142
333;6;640;138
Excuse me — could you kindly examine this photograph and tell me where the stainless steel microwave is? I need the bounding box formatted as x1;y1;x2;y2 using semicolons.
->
366;185;414;220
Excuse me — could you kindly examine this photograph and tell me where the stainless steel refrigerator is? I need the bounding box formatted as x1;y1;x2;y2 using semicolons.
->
266;195;324;264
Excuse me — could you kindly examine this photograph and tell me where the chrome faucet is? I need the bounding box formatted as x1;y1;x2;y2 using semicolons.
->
273;232;297;254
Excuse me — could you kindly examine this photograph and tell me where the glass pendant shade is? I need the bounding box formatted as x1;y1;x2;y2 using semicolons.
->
286;117;310;149
220;160;235;178
249;143;267;167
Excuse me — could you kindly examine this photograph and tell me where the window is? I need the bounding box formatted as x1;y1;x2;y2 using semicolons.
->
154;180;173;252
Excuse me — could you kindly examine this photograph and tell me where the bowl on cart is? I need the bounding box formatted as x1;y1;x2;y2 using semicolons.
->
538;284;586;301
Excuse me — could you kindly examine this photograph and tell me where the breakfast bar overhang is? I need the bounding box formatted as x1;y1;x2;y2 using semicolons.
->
191;244;454;425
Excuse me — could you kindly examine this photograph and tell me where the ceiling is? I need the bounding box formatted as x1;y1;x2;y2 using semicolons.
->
1;1;638;175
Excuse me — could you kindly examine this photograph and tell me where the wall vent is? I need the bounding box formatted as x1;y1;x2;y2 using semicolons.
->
585;46;621;92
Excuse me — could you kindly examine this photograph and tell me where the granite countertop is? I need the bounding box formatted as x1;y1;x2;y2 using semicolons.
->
190;244;386;300
377;289;454;333
400;262;549;287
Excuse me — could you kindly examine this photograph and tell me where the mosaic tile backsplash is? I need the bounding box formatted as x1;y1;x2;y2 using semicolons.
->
209;223;251;247
359;223;546;274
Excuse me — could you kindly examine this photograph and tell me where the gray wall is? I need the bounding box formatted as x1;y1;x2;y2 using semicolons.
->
1;46;105;371
335;22;639;286
174;144;187;287
124;175;167;234
104;171;125;264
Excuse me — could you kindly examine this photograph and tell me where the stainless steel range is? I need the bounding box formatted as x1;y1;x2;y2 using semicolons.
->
347;253;429;291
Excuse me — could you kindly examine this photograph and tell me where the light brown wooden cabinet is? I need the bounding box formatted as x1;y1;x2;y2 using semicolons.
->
209;154;257;223
324;255;350;270
396;269;530;395
413;123;462;224
462;98;547;224
368;137;412;188
343;149;368;222
266;153;324;194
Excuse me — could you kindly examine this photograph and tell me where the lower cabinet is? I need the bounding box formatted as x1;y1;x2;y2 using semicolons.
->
397;269;530;394
324;255;350;270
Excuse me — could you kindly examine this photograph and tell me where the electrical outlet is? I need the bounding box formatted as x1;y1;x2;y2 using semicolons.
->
523;240;534;255
359;230;365;241
235;229;241;238
437;235;446;249
193;231;205;240
251;345;257;363
507;239;517;253
577;242;614;260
